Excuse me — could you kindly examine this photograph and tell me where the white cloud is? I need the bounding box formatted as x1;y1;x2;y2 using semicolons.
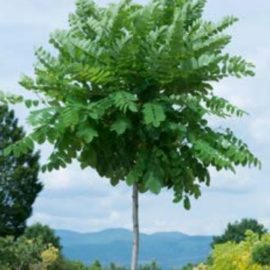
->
207;168;255;194
43;169;73;190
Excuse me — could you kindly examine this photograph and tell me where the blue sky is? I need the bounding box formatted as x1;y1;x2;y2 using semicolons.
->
0;0;269;235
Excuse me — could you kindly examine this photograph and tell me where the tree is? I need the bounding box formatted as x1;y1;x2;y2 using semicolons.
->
212;219;267;246
0;235;59;270
24;223;62;250
2;0;260;269
0;105;42;238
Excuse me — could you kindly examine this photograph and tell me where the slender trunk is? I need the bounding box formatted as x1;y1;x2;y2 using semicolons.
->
131;183;139;270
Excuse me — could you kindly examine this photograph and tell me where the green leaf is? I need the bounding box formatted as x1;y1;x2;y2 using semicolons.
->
184;196;191;210
146;173;162;194
3;145;13;156
59;107;80;128
24;99;39;109
111;91;138;113
24;137;34;150
143;103;166;128
25;100;32;108
27;108;56;127
110;178;120;186
110;117;131;135
20;75;35;89
33;100;39;107
32;130;46;144
77;125;98;143
126;170;138;186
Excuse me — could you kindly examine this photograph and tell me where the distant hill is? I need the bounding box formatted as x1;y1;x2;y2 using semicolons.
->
56;228;212;269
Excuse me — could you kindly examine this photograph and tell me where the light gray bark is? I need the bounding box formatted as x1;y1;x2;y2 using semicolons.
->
131;183;139;270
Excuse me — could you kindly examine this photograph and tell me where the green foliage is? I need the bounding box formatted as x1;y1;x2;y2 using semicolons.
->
0;105;42;237
252;243;270;266
24;222;62;250
212;219;267;247
0;235;59;270
3;0;260;208
0;236;41;269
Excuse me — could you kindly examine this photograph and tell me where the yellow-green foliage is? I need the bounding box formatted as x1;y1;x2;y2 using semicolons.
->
41;244;60;269
207;231;270;270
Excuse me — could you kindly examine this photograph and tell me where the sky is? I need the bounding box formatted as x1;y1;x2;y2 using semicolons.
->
0;0;269;236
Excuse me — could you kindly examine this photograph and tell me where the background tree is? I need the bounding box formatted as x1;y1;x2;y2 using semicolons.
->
212;218;267;246
0;105;42;237
0;235;59;270
24;223;62;250
252;242;270;266
2;0;260;269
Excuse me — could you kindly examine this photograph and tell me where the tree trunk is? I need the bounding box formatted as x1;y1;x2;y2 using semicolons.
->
131;183;139;270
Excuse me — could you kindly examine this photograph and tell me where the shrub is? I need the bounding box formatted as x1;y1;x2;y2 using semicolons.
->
209;231;270;270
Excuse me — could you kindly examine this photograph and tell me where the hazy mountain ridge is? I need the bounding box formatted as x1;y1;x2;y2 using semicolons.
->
56;228;212;268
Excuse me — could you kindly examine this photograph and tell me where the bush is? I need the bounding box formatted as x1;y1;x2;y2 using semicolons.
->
208;231;270;270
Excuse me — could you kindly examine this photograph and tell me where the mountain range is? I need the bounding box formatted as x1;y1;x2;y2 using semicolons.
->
56;228;212;269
